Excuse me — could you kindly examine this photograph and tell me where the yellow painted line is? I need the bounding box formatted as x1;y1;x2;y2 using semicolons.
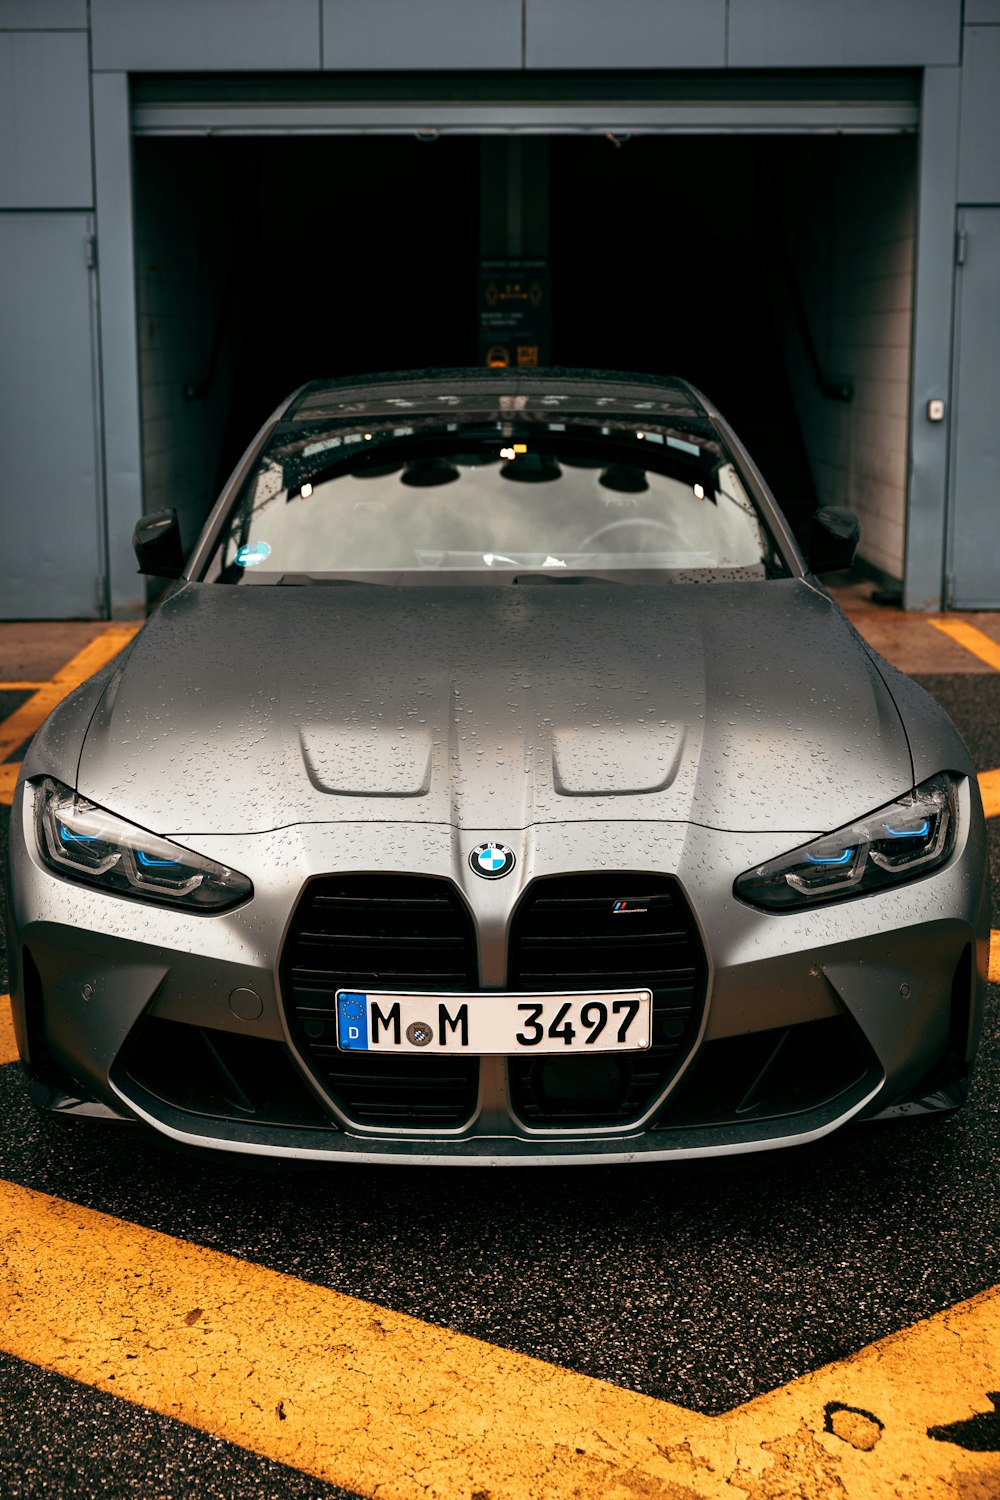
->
990;933;1000;984
0;624;141;765
978;767;1000;819
929;617;1000;673
0;681;47;690
0;1179;998;1498
0;762;18;806
0;997;16;1066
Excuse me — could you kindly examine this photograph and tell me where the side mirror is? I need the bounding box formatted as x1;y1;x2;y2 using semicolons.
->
808;506;860;574
133;509;184;578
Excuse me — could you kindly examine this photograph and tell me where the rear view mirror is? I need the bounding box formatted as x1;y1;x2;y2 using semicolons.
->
134;509;184;578
808;506;860;575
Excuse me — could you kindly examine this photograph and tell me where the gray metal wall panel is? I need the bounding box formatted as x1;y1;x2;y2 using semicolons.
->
0;0;87;25
92;73;145;618
525;0;725;69
958;27;1000;203
0;32;91;207
729;0;961;66
91;0;321;71
903;67;962;611
965;1;1000;20
947;210;1000;606
0;214;101;619
323;0;522;69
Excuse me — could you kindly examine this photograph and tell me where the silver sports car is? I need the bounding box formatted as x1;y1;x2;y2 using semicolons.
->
5;371;990;1164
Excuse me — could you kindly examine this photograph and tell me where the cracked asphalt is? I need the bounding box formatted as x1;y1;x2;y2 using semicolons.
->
0;671;997;1497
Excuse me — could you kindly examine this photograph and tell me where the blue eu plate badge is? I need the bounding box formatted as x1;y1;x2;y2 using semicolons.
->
337;992;369;1050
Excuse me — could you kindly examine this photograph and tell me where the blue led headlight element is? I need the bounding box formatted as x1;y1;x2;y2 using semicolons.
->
735;773;959;911
34;778;252;912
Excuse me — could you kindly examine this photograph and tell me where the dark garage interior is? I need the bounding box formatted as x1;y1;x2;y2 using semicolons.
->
132;129;917;574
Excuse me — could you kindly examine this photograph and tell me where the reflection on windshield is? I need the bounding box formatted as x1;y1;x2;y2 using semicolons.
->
206;421;782;584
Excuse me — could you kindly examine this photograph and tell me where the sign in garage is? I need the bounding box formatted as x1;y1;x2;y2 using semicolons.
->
477;260;551;369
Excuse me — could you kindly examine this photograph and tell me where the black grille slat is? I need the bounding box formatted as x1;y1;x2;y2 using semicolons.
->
298;929;462;945
323;1073;469;1089
313;893;454;907
515;967;696;983
521;936;692;948
347;1105;466;1120
280;874;479;1127
506;874;706;1126
293;981;467;996
526;894;680;909
291;966;469;984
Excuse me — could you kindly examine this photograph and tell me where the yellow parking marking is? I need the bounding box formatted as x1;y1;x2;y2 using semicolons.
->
0;1178;997;1499
929;618;1000;673
0;997;15;1066
0;625;141;805
0;681;47;690
978;767;1000;818
0;624;141;766
989;935;1000;984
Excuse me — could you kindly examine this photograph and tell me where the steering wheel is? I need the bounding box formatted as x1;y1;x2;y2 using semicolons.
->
576;517;678;552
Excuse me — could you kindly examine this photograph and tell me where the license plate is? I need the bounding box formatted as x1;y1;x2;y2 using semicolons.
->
335;989;652;1055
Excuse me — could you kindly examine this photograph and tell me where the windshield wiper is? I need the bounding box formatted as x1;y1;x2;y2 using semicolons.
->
512;572;620;585
278;573;385;586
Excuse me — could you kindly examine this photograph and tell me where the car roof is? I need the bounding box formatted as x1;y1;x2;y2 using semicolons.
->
285;368;709;424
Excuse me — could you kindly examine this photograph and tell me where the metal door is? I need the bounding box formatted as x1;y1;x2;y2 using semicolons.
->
947;208;1000;609
0;213;103;618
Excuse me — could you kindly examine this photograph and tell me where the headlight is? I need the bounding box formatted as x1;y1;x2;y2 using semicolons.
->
34;778;252;912
734;773;959;911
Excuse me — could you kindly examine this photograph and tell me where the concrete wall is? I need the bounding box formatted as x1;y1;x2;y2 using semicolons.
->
776;138;917;585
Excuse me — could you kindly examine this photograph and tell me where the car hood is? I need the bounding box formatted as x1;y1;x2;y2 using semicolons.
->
77;579;913;837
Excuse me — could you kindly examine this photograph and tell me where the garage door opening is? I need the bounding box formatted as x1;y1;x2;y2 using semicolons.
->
132;129;916;580
132;134;480;558
548;133;917;573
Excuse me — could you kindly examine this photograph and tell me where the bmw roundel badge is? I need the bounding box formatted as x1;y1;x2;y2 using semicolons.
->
470;841;516;880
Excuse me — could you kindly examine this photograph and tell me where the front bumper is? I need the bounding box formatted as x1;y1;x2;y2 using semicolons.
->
6;777;990;1165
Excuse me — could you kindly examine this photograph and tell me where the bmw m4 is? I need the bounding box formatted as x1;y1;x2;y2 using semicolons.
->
5;370;989;1164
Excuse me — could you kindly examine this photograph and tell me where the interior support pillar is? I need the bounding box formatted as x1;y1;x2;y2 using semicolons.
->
479;138;550;260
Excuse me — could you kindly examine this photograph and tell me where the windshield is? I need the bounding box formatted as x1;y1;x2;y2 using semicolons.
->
204;412;788;585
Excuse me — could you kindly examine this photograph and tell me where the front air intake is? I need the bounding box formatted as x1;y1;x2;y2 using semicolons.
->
280;874;479;1128
506;874;706;1126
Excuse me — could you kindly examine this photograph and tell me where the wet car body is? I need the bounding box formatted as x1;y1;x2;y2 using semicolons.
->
5;370;990;1164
